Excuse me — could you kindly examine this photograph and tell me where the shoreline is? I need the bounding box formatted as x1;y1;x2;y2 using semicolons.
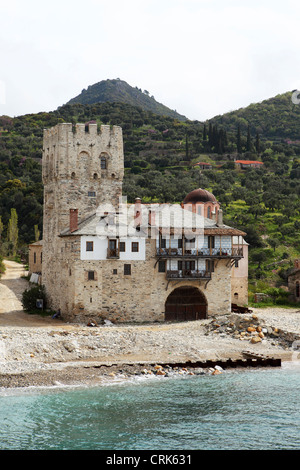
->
0;261;299;390
0;308;298;390
0;356;294;391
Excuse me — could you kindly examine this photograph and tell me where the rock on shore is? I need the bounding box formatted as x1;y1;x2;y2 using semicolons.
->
0;307;299;389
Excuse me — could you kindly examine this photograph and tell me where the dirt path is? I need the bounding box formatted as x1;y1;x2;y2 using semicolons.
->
0;260;66;328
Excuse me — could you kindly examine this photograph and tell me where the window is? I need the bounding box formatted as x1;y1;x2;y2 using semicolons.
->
178;260;183;271
132;242;139;252
208;236;215;249
119;242;126;252
86;241;94;252
88;191;96;197
161;238;166;248
206;259;215;272
113;269;118;275
34;252;36;263
101;156;107;169
158;260;166;273
88;271;95;280
124;264;131;275
178;238;183;249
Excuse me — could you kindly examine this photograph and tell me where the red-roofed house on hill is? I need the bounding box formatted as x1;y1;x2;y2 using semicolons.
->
235;160;264;170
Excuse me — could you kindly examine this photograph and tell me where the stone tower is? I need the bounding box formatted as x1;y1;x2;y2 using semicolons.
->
42;122;124;310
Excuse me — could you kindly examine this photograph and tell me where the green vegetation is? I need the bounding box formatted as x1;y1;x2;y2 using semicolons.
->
21;284;48;315
0;88;299;300
65;78;186;121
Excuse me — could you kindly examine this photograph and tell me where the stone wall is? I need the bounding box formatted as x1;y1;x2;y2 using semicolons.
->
28;242;43;275
42;123;124;312
56;238;232;323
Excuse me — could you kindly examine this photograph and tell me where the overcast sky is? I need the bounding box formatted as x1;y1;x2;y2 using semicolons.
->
1;0;300;121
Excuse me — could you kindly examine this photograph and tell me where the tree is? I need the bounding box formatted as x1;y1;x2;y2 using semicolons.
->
34;224;40;242
268;237;280;252
236;126;242;153
0;216;3;242
7;208;18;257
203;124;207;141
246;125;252;152
255;132;261;153
185;134;190;161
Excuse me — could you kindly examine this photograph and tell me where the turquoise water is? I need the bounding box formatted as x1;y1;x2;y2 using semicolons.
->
0;364;299;450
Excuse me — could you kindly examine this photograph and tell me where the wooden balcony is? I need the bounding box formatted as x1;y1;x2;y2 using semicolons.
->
107;248;119;259
157;247;243;259
166;270;212;280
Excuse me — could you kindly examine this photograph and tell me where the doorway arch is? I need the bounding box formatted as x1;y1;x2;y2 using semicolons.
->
165;286;207;321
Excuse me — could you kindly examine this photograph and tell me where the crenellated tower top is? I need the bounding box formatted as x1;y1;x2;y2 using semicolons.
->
42;122;124;235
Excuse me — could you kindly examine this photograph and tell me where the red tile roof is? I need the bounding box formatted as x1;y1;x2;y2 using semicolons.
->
235;160;263;165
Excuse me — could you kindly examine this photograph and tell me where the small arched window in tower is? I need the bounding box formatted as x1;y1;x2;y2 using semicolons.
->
93;173;98;180
100;156;107;170
207;206;211;219
71;172;76;179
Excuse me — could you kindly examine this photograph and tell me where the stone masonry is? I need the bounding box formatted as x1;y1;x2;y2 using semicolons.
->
41;122;246;323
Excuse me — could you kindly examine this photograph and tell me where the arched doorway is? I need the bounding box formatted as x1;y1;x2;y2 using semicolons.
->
165;286;207;321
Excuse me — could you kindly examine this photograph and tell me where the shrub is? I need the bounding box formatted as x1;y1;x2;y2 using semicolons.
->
21;285;47;314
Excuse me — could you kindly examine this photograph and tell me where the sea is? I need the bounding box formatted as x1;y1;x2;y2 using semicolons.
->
0;362;299;452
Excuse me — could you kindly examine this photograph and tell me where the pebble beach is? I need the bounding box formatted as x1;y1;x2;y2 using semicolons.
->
0;261;299;389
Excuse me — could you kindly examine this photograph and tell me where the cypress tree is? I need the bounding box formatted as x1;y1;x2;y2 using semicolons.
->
8;208;18;257
237;126;242;154
246;125;252;152
255;132;261;154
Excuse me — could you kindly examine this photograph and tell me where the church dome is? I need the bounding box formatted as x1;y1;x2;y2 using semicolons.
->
183;188;217;204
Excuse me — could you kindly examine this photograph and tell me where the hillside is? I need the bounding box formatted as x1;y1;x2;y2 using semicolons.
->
0;95;299;300
65;78;187;121
208;91;300;140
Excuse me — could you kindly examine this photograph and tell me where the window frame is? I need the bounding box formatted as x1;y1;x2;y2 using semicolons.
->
86;241;94;252
119;241;126;252
131;241;139;252
100;156;107;170
124;264;131;275
158;260;166;273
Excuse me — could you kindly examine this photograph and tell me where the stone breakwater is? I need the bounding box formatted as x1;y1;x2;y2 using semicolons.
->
0;362;225;389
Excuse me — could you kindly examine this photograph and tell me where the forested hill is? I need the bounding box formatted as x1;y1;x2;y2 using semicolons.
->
0;95;299;296
208;91;300;140
65;79;186;121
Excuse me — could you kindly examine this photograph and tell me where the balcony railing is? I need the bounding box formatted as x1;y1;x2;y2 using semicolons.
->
157;247;243;258
107;248;119;259
166;270;212;280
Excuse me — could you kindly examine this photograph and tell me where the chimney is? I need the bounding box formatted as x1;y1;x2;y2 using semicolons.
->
217;209;224;227
148;209;156;226
134;198;142;226
70;209;78;233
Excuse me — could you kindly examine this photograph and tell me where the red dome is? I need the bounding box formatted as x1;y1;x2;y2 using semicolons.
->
183;188;217;204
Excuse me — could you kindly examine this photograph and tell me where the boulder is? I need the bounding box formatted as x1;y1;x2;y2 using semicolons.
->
250;336;262;344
